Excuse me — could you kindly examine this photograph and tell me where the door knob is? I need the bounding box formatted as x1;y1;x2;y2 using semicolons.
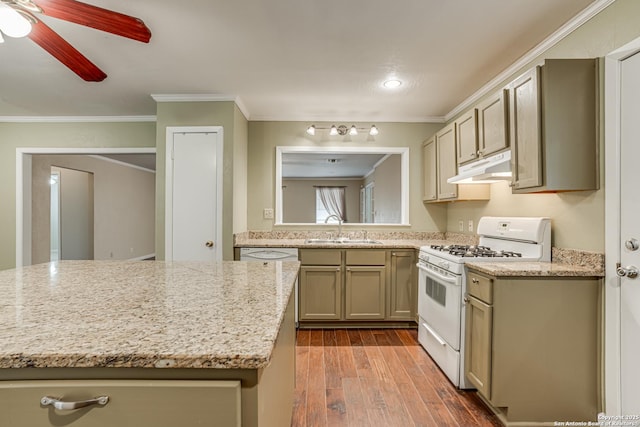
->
616;265;639;279
625;238;639;251
205;241;214;248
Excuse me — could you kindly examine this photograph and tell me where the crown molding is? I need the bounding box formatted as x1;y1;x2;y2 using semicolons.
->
249;113;446;123
150;94;251;120
444;0;616;122
0;116;156;123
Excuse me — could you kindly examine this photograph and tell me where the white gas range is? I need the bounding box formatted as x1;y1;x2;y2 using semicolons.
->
416;216;551;389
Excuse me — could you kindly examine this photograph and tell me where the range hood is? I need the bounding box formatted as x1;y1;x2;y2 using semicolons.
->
447;150;512;184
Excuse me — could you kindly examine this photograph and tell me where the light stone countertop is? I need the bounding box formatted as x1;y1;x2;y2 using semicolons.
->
234;238;439;250
0;260;299;370
465;261;604;278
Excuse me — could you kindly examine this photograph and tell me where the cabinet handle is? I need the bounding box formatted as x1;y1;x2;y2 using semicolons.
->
472;278;479;284
41;396;109;410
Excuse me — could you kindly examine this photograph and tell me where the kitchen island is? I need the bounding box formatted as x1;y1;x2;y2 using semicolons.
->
0;260;299;427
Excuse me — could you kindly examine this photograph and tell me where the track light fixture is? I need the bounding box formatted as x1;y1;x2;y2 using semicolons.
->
306;124;379;136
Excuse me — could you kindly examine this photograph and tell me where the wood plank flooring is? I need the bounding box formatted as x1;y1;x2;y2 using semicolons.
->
292;328;502;427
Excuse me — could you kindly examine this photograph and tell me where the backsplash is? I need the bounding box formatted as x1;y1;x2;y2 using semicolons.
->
236;230;446;242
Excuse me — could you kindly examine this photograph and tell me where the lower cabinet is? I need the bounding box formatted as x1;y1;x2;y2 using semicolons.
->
299;265;342;320
345;266;386;319
298;248;416;324
464;269;602;425
0;380;242;427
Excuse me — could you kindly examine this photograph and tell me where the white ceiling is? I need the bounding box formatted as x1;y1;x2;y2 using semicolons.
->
282;153;388;178
0;0;599;121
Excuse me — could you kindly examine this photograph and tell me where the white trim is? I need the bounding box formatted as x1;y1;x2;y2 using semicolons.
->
603;35;640;417
0;116;156;123
445;0;616;122
15;147;156;268
164;126;224;262
89;155;156;174
275;146;410;226
251;113;446;123
151;94;251;121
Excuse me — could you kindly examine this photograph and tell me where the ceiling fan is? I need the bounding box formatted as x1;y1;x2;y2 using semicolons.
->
0;0;151;81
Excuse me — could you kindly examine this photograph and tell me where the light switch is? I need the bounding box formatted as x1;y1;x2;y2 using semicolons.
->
468;220;474;232
263;208;274;219
458;220;464;232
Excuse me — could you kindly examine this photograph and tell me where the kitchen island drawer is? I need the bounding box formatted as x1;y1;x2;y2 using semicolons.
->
299;249;341;265
467;270;493;303
0;379;241;427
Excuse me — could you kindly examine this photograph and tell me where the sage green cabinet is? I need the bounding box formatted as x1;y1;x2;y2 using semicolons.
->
299;248;416;325
436;123;458;200
345;266;386;319
510;59;598;193
456;108;479;165
299;249;342;320
387;250;416;320
477;88;509;158
464;268;601;424
422;137;437;201
423;123;490;203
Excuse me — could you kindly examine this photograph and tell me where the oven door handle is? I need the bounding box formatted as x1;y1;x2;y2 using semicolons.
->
417;263;460;286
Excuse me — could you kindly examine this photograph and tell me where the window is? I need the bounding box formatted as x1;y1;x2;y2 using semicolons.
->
315;187;346;223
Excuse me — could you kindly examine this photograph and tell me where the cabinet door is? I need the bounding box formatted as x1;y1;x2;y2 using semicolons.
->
510;67;542;190
345;266;385;320
465;296;493;399
299;266;342;320
387;251;415;320
0;380;241;427
478;89;509;157
456;109;479;165
422;137;437;201
436;123;458;200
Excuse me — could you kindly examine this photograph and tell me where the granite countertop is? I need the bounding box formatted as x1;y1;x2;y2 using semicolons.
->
465;261;604;278
235;237;437;249
0;260;299;370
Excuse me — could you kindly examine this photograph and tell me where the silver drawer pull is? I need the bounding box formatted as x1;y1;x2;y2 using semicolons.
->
41;396;109;410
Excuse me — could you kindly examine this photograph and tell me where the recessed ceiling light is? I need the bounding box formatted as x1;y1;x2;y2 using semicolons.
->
383;79;402;89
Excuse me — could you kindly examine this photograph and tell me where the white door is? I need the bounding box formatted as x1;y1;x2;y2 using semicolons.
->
166;129;223;262
620;51;640;414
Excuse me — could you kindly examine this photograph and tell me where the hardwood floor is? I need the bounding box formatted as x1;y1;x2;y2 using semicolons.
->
292;328;502;427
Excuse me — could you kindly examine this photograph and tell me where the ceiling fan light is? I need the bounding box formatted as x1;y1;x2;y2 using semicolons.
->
0;4;32;38
306;125;316;136
349;125;358;136
329;125;338;136
369;125;379;136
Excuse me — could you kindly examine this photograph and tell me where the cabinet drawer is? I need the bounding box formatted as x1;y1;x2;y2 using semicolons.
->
467;271;493;303
345;250;385;266
300;249;341;265
0;379;241;427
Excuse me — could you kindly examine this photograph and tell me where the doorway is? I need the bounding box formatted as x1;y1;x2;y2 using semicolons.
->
50;166;95;261
16;147;156;267
604;37;640;415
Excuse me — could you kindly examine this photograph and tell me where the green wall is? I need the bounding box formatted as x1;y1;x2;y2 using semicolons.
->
0;121;156;270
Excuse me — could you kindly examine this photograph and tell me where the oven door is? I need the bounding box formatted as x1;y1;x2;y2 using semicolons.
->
417;262;462;350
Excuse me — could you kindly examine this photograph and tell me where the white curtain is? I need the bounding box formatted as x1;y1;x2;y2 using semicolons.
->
318;187;346;221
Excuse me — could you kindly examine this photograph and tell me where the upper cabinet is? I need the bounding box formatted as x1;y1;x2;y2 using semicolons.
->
477;89;509;158
456;109;479;165
456;90;509;167
422;124;490;203
422;137;437;202
436;123;458;201
510;59;598;193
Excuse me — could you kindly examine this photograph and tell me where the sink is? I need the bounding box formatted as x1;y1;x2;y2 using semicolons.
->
304;238;382;244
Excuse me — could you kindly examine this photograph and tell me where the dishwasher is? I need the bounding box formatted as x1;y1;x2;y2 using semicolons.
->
239;247;299;325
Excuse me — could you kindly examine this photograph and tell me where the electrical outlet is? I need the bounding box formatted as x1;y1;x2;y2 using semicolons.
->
468;220;474;232
263;208;274;220
458;220;464;232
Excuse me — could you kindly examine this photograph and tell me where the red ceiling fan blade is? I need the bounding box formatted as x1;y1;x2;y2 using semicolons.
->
28;19;107;81
33;0;151;43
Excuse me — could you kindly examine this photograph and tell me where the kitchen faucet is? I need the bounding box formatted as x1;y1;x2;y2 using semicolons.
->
324;214;343;239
